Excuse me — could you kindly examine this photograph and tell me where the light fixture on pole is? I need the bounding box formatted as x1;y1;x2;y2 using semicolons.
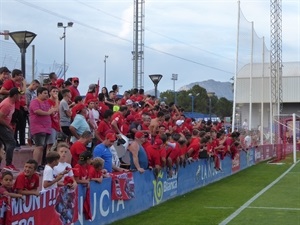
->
149;74;163;98
9;31;37;78
104;55;109;87
57;22;73;80
207;92;215;121
171;73;178;104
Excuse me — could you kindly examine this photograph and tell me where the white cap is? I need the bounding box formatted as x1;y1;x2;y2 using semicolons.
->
125;99;133;105
176;120;184;126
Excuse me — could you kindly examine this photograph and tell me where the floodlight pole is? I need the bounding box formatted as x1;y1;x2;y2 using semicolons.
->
104;55;109;87
171;73;178;104
58;22;73;80
207;92;215;121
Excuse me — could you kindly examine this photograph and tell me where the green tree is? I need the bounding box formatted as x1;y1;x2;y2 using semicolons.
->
214;97;233;119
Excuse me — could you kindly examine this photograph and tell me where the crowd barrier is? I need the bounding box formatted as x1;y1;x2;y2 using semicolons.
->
10;144;296;225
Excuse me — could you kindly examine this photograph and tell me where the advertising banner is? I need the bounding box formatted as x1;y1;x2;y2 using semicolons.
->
7;187;78;225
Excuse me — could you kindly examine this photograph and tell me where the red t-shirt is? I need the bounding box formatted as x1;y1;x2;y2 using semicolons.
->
0;97;15;127
13;172;39;191
111;111;124;131
68;86;80;102
73;164;90;180
98;102;109;119
2;79;20;109
97;120;114;142
70;141;87;167
84;93;96;104
188;137;201;159
88;166;103;179
48;99;60;131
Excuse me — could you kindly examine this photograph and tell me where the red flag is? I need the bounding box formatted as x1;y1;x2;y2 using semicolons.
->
83;188;92;220
111;172;135;200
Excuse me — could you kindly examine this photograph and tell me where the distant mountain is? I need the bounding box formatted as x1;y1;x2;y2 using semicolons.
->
178;79;233;101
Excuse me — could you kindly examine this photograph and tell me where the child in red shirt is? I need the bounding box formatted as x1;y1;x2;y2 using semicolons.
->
14;159;40;196
0;171;24;224
73;151;92;187
88;157;109;183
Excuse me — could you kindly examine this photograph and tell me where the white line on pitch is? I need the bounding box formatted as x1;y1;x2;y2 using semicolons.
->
219;160;300;225
248;206;300;211
205;207;234;209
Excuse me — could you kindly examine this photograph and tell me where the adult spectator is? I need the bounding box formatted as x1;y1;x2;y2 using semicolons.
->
59;89;72;139
0;69;26;147
120;91;130;106
0;67;10;95
47;86;60;151
84;84;98;104
69;103;90;143
111;106;128;135
149;111;165;140
98;93;109;119
95;109;114;143
105;90;116;110
0;87;21;172
29;87;57;172
25;79;40;145
111;84;119;95
71;95;84;120
93;133;124;173
101;87;109;100
25;80;40;106
49;72;58;86
70;131;93;167
69;77;80;102
128;131;148;173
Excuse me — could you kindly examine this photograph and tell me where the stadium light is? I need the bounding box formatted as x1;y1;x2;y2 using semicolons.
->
149;74;163;98
9;31;37;78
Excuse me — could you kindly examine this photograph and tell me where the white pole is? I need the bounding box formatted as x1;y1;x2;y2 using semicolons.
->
249;21;254;131
260;37;265;145
232;0;241;131
293;113;296;164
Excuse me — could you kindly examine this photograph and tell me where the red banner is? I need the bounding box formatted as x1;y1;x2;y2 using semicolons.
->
231;152;240;173
111;172;135;200
6;187;78;225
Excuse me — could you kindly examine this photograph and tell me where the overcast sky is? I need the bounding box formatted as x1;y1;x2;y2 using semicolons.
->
0;0;299;94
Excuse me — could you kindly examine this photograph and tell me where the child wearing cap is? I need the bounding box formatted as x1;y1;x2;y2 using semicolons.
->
73;151;92;187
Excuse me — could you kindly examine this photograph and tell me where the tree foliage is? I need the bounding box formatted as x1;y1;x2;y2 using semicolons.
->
160;85;233;119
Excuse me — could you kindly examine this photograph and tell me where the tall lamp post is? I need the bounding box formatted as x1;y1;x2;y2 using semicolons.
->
189;93;199;116
207;92;215;121
9;31;37;78
149;74;163;98
104;55;109;87
188;93;195;115
171;73;178;104
57;22;73;80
